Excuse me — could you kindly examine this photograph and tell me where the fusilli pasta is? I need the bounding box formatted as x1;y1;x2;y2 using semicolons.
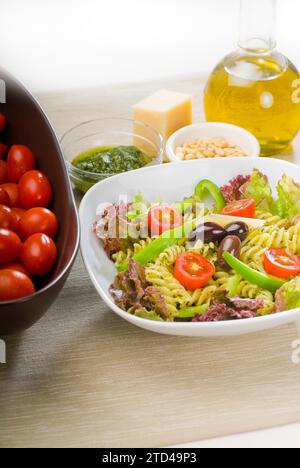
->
146;263;191;315
112;238;152;267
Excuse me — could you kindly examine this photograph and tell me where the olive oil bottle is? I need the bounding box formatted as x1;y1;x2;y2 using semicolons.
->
204;0;300;156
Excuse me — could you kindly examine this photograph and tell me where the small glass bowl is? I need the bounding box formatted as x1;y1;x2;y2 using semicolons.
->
61;118;164;193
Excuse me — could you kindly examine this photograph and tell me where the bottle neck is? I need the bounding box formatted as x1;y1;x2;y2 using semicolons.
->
238;0;277;54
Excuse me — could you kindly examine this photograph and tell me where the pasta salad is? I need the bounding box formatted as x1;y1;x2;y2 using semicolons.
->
94;169;300;322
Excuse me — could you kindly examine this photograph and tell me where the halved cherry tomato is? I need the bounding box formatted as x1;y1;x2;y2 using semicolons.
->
21;233;57;275
0;228;22;264
0;205;19;232
0;188;10;206
7;145;36;183
148;205;182;236
0;269;35;301
222;198;255;218
0;160;8;185
19;170;52;209
174;252;215;291
0;113;5;133
19;207;58;240
0;183;19;207
0;143;7;159
264;248;300;279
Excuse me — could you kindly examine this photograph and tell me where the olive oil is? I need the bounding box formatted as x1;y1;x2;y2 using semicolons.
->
204;0;300;156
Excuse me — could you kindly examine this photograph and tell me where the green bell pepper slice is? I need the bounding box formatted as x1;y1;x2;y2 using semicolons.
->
223;252;285;293
194;179;225;213
173;198;194;214
118;218;200;272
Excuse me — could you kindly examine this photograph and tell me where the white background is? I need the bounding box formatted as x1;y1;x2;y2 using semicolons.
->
1;0;299;92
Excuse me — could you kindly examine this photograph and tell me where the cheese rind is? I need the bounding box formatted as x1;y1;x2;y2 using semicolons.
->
133;90;193;161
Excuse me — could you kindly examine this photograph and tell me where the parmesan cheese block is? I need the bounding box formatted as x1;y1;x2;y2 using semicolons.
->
203;214;266;229
133;90;193;161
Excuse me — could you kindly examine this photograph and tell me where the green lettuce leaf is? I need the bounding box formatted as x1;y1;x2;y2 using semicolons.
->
131;307;164;322
127;193;150;221
275;277;300;312
240;169;275;213
275;174;300;219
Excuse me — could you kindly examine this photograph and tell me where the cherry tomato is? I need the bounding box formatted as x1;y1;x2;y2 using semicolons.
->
0;228;22;264
0;269;35;301
0;187;10;206
148;205;182;236
0;143;7;159
222;198;255;218
19;170;52;209
7;145;36;183
19;207;58;240
174;252;215;291
0;205;18;232
0;113;5;133
0;183;19;207
0;262;31;277
21;233;57;275
0;160;8;185
11;207;25;222
264;248;300;279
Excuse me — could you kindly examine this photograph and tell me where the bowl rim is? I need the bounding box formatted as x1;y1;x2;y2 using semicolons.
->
166;122;261;163
0;67;80;306
79;156;300;332
60;117;164;178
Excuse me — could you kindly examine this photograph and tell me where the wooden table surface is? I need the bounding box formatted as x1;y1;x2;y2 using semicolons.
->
1;76;300;448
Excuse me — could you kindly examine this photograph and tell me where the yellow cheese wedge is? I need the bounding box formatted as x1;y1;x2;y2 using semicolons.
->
133;90;193;161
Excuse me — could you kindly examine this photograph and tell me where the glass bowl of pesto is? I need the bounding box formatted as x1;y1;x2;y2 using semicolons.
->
61;118;164;193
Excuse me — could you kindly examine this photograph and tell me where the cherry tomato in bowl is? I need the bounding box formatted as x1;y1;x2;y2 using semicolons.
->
222;198;255;218
0;187;11;206
0;183;19;207
264;248;300;279
174;252;215;291
0;113;5;133
148;205;182;236
0;160;8;185
11;207;25;223
0;205;19;232
19;207;58;240
21;233;57;276
0;143;7;159
0;228;22;264
0;269;35;301
7;145;36;183
19;170;52;209
0;262;31;278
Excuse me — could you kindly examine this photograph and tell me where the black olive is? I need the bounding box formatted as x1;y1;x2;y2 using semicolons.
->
224;221;249;241
217;235;242;271
189;222;226;243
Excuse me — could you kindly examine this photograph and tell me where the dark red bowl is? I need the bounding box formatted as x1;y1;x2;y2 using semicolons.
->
0;68;80;335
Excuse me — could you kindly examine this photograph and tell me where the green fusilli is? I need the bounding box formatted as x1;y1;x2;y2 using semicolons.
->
112;238;152;267
241;220;300;272
154;245;185;268
188;241;218;264
145;263;191;315
187;284;217;307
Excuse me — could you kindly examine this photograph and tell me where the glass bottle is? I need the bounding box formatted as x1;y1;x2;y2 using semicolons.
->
204;0;300;156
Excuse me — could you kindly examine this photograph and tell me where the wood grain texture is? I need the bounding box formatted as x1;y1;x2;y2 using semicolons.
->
1;76;300;448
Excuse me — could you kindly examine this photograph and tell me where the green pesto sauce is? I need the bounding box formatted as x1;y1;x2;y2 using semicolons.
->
72;145;151;175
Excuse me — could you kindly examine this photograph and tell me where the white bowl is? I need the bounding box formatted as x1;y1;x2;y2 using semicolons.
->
166;122;261;163
80;157;300;337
